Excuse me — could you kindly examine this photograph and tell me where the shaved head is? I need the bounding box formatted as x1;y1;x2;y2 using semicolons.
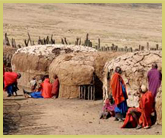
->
152;63;158;69
53;74;58;79
115;66;122;74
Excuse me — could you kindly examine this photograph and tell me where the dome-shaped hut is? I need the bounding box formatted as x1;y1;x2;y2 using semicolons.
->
102;51;162;124
49;52;122;99
11;44;97;88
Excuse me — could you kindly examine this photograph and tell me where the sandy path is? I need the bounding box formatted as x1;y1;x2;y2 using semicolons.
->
3;89;162;135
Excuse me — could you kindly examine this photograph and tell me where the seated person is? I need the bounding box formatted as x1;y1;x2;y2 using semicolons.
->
122;85;154;129
4;71;21;97
100;95;116;119
36;75;45;92
51;74;59;99
23;75;52;99
30;77;37;92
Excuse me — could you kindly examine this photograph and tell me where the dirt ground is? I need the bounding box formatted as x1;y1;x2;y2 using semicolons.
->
3;89;162;135
3;3;162;48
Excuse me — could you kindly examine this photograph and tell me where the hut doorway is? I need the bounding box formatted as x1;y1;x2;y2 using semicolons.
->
79;72;103;100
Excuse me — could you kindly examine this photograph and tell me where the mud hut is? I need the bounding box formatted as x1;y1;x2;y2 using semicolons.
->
102;51;162;124
49;52;123;100
3;46;17;71
11;44;97;88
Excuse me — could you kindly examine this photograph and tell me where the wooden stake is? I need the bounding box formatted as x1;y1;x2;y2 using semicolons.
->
64;37;68;45
93;85;95;100
84;86;86;99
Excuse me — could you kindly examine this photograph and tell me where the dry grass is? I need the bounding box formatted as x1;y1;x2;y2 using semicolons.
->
3;3;162;48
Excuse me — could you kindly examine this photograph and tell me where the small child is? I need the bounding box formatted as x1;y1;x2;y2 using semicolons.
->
100;95;116;119
36;75;45;92
30;77;37;92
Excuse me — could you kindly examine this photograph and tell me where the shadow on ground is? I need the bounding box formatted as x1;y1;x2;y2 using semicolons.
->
3;99;44;135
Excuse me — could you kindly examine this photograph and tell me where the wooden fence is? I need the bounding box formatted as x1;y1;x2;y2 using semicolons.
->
3;33;162;52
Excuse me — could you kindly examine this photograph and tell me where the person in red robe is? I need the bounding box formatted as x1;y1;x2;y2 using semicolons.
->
41;76;53;98
51;74;59;98
4;72;21;97
110;66;128;121
137;85;154;129
122;85;154;129
23;75;52;99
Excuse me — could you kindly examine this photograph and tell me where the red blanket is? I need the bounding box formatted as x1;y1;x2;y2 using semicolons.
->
138;91;154;127
4;72;18;88
41;78;52;98
122;108;140;128
110;72;127;105
122;91;154;128
51;78;59;96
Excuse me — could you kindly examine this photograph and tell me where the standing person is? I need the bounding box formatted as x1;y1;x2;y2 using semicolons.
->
51;74;59;99
110;66;128;121
4;72;21;97
23;75;52;99
147;63;162;100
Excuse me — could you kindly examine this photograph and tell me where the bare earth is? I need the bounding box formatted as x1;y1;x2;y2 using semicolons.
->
3;89;162;135
3;3;162;48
